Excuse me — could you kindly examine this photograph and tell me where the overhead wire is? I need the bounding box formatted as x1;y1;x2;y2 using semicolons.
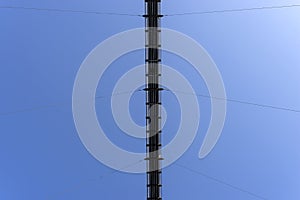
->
1;89;300;116
1;4;300;17
164;89;300;113
174;163;268;200
0;90;138;116
164;4;300;16
48;159;144;200
165;150;268;200
0;5;142;17
50;158;268;200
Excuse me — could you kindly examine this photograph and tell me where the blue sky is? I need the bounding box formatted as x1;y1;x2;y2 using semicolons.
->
1;0;300;199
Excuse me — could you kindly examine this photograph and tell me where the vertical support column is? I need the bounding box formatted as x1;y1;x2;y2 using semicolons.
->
144;1;163;200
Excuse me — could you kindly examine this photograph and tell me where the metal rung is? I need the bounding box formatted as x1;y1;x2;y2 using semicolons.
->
146;103;162;106
146;144;162;147
144;88;164;91
145;29;162;33
146;74;162;77
145;157;164;160
145;44;161;48
146;130;162;133
146;59;161;62
147;184;162;187
147;171;162;174
143;14;163;17
145;0;161;3
146;116;162;119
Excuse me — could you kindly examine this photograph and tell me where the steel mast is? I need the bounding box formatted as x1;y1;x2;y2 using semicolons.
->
143;0;163;200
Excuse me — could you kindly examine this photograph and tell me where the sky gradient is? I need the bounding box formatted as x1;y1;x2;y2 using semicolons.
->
1;0;300;199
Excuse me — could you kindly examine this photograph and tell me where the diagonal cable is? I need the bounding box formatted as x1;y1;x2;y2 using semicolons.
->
165;4;300;16
164;89;300;113
174;163;268;200
0;5;142;17
0;90;139;116
1;89;300;116
48;159;144;200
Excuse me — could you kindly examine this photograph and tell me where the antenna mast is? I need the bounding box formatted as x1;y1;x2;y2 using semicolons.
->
144;0;163;200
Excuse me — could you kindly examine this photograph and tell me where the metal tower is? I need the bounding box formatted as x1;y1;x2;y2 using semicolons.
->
144;0;163;200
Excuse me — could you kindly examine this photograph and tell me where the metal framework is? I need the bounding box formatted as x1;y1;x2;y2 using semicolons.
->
144;0;163;200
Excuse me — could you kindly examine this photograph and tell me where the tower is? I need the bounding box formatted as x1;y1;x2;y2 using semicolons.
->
144;0;163;200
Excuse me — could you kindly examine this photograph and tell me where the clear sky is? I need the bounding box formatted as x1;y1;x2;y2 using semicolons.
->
1;0;300;200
